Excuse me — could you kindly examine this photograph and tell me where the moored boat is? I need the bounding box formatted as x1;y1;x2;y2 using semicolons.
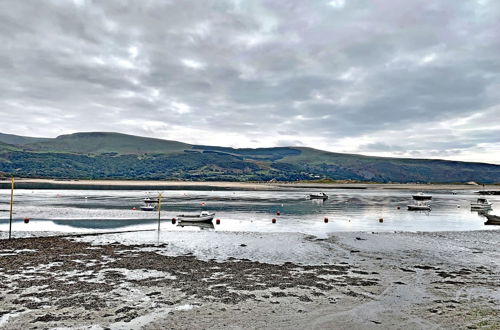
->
484;213;500;225
309;193;328;200
407;202;431;211
176;211;215;222
412;192;432;201
470;198;492;210
140;204;157;211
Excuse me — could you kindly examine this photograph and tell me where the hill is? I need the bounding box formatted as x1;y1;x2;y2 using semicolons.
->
23;132;190;154
0;131;499;183
0;132;49;145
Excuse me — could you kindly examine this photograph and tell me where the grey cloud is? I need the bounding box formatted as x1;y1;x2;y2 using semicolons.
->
0;0;499;163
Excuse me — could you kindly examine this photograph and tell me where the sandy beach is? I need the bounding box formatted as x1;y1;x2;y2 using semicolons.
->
1;178;499;191
0;230;499;329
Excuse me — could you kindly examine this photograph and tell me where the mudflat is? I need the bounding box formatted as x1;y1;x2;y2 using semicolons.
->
0;230;499;329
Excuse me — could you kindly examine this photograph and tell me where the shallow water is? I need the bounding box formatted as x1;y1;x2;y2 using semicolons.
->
0;188;498;236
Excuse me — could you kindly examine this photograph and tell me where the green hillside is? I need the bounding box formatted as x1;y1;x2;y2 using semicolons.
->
0;133;49;145
0;131;499;183
24;132;190;155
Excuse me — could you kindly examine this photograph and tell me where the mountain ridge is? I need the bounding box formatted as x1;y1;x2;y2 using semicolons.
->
0;131;499;183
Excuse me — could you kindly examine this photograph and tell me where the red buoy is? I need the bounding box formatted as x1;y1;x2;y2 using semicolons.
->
397;206;400;210
379;218;384;223
276;211;281;216
24;218;30;224
324;217;329;223
272;218;276;223
132;207;137;210
171;218;176;224
216;219;220;225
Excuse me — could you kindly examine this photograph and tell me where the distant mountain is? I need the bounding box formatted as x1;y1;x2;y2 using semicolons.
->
23;132;190;154
0;132;49;145
0;131;499;183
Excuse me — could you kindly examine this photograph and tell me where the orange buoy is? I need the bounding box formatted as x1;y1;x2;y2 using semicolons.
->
272;218;276;223
216;219;221;225
24;218;30;224
324;217;329;223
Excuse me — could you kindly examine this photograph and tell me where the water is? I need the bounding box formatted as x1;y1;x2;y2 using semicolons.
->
0;188;498;236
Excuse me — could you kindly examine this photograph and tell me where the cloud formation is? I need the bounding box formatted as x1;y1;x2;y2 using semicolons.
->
0;0;499;163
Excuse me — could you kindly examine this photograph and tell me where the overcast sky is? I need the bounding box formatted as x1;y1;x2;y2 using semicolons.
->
1;0;499;164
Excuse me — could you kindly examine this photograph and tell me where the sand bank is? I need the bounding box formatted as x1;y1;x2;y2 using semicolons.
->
1;178;498;191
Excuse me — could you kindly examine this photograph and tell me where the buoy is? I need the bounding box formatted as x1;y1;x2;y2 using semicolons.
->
132;207;136;210
457;205;460;208
397;206;400;210
276;211;281;216
171;218;176;224
24;218;30;224
216;219;220;225
272;218;276;223
324;217;329;223
379;218;384;223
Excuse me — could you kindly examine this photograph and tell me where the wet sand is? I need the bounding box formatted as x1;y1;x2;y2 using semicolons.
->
0;230;499;329
1;178;499;191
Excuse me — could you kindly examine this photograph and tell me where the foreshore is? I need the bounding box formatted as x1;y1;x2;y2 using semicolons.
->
1;178;498;191
1;230;499;329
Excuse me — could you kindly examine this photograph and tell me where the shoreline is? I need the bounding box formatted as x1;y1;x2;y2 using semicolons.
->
0;230;498;329
1;178;498;191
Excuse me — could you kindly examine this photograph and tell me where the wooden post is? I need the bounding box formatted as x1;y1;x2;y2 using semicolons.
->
8;177;14;240
157;192;163;231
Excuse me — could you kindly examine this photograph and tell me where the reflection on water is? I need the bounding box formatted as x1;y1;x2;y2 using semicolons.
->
0;188;499;235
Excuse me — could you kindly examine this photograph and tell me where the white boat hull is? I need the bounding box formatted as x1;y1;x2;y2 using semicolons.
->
471;204;492;210
176;213;215;222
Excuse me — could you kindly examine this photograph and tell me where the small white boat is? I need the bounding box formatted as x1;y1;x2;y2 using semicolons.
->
140;204;157;211
176;211;215;222
309;193;328;200
407;202;431;211
471;198;492;210
412;192;432;201
144;197;159;203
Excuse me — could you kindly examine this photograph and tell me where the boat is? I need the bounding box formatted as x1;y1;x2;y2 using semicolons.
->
407;202;431;211
484;213;500;225
177;221;215;230
140;203;157;211
309;193;328;200
412;192;432;201
176;211;215;222
470;198;492;210
476;190;500;195
144;197;159;203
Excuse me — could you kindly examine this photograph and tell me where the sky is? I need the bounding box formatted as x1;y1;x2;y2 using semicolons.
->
0;0;499;164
